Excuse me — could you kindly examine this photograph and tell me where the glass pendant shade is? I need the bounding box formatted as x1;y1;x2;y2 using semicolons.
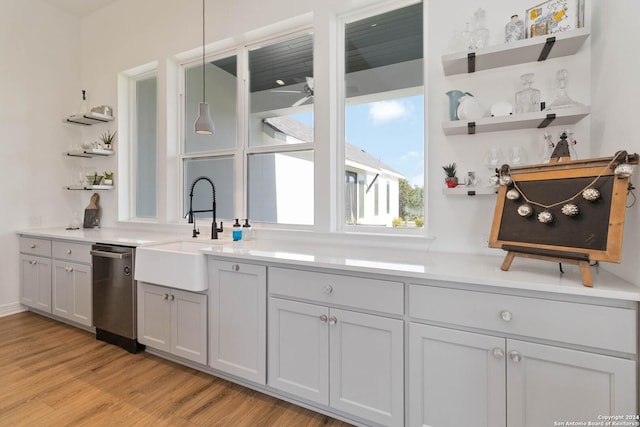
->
195;102;214;135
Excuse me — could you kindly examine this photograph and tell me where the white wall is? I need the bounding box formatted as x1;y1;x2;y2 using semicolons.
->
0;0;82;314
2;0;637;313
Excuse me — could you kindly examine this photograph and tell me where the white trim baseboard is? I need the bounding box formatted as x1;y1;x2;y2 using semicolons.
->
0;302;27;317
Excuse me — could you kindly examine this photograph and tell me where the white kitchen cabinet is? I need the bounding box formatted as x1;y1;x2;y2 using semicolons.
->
269;293;404;427
409;284;638;426
20;254;52;313
137;282;207;364
52;260;92;326
51;241;92;327
409;324;506;427
19;237;53;313
208;260;266;384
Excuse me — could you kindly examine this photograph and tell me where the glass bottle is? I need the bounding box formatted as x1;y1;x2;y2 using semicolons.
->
545;69;583;110
515;73;541;114
505;15;524;43
539;132;554;163
471;8;490;49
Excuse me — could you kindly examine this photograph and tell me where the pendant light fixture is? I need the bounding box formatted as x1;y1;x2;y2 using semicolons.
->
194;0;214;135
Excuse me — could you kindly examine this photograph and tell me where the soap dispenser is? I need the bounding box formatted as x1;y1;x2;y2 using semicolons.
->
242;219;252;241
232;218;242;241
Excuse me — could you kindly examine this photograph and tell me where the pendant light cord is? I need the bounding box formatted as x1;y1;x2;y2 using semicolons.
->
202;0;206;103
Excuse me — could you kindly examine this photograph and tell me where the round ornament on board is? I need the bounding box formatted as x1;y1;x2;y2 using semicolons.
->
517;204;533;217
537;211;553;224
506;189;520;200
561;203;579;217
582;188;600;202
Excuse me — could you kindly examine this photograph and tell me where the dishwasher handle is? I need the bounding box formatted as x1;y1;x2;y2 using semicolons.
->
90;249;132;259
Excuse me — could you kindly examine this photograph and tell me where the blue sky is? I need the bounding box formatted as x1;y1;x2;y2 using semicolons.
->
292;94;425;187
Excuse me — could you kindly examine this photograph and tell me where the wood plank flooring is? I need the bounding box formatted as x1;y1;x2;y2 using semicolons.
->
0;312;353;426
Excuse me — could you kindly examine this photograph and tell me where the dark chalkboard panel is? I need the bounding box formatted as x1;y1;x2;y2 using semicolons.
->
489;154;636;264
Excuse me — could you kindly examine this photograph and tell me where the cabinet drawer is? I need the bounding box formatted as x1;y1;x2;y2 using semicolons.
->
409;284;637;354
19;237;52;257
269;267;403;315
52;241;92;264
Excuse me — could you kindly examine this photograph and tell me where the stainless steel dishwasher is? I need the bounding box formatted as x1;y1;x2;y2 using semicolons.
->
91;244;143;353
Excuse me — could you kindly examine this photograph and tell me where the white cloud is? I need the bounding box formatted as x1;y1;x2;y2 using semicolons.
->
369;100;412;124
401;150;421;161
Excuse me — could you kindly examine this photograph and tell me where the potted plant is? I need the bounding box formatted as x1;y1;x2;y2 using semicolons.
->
103;171;114;186
442;162;458;188
99;130;116;150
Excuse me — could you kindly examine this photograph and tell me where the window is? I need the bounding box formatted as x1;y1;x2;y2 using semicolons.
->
343;2;424;229
135;75;158;218
182;54;237;220
247;32;314;225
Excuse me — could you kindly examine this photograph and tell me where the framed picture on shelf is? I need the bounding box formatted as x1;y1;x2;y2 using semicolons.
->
525;0;585;38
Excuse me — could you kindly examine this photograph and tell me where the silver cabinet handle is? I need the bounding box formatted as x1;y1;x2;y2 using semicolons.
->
164;294;169;300
67;249;72;255
500;310;513;322
509;351;522;363
64;266;74;273
29;260;37;265
169;294;175;301
323;285;333;295
492;348;505;359
232;264;240;271
328;316;337;325
30;244;36;249
319;314;328;323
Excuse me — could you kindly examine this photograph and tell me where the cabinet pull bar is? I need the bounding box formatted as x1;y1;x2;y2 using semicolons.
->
538;36;556;61
90;249;131;259
467;52;476;73
537;113;556;128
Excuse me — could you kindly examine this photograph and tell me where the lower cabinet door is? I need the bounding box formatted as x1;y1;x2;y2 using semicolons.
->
52;261;92;326
20;254;52;313
209;260;266;384
330;308;404;427
409;323;506;427
268;298;329;405
171;289;207;364
506;339;637;426
137;282;171;353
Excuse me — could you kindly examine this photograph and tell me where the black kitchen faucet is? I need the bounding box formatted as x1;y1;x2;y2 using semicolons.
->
187;176;223;239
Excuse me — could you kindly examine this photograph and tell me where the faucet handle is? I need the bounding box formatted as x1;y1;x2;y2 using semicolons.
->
192;228;200;238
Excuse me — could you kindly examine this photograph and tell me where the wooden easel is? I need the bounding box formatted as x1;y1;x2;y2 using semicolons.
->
500;245;593;287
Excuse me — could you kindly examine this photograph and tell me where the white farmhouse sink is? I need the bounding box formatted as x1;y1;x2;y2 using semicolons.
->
135;241;218;292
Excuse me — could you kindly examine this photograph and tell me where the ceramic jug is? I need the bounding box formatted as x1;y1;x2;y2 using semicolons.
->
446;90;473;120
457;94;485;120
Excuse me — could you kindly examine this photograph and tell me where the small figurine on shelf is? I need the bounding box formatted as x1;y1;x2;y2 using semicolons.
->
99;130;116;150
442;162;459;188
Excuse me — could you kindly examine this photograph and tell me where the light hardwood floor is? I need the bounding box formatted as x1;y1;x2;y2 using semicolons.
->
0;311;353;426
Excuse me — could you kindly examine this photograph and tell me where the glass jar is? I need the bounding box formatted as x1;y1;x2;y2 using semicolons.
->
515;73;541;114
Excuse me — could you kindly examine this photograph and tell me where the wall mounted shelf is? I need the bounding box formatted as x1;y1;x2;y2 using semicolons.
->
66;185;114;191
442;105;590;136
441;28;590;76
66;148;114;158
64;111;114;126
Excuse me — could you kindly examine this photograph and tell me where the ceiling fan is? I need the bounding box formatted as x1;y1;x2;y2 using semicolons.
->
271;76;314;107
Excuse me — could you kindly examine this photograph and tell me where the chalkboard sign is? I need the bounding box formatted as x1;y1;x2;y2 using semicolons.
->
489;152;638;286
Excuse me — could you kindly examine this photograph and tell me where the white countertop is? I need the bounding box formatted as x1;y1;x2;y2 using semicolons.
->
18;227;640;301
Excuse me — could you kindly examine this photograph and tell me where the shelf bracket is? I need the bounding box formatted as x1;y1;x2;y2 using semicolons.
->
467;52;476;73
467;122;476;134
467;190;476;196
538;36;556;61
537;113;556;128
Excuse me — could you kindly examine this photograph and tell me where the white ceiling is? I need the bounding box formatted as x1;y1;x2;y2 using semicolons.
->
43;0;117;17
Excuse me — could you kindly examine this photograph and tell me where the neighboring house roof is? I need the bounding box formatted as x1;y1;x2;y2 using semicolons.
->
263;116;404;178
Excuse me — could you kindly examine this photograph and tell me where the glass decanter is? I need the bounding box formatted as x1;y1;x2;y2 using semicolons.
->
515;73;541;114
471;8;490;49
545;69;583;110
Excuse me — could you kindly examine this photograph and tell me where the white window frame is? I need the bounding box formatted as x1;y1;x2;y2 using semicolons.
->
336;0;428;237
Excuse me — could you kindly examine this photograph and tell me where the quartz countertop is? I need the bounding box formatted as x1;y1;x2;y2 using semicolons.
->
18;227;640;302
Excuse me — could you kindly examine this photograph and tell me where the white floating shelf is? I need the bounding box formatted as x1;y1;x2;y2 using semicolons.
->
442;105;590;136
442;186;497;196
442;28;590;76
64;111;114;125
66;148;114;158
66;185;114;190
